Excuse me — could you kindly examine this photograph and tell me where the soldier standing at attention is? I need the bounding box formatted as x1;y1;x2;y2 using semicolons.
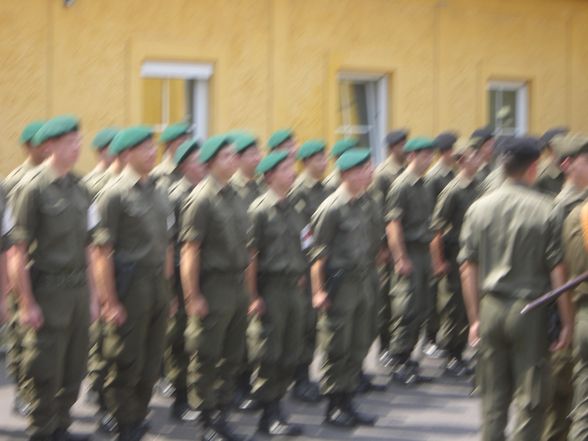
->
164;139;205;423
322;138;359;194
4;120;47;418
542;134;588;441
471;127;495;183
423;131;458;358
93;126;174;441
535;127;569;196
288;139;329;403
179;134;250;441
369;130;407;365
562;200;588;441
311;148;378;428
150;121;192;189
82;127;119;196
429;141;481;376
385;137;436;384
11;115;97;441
459;137;573;441
247;151;307;436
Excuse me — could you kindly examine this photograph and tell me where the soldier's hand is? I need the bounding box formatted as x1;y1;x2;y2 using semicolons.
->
432;260;450;278
103;300;127;326
468;320;480;348
20;301;44;330
248;297;265;316
187;296;208;318
395;256;413;277
551;323;572;352
312;290;330;311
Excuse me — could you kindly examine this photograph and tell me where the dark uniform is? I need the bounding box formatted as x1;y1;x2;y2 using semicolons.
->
94;128;173;436
230;170;264;208
459;176;563;441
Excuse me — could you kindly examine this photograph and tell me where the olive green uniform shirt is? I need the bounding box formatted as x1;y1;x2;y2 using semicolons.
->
459;180;563;299
370;156;403;213
322;170;341;195
248;190;308;275
82;167;118;201
385;168;434;245
230;170;264;208
93;167;173;267
310;187;374;271
553;182;588;225
168;176;196;263
289;170;330;221
425;159;455;202
179;175;249;272
477;164;506;195
5;159;39;203
562;204;588;302
11;163;92;273
431;173;479;252
0;186;13;251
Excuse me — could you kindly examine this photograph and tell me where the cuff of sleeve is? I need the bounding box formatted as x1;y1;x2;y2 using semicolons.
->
384;208;403;223
9;227;30;245
93;228;113;247
178;228;202;244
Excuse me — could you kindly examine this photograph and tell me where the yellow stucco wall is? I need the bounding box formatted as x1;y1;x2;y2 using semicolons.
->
0;0;587;173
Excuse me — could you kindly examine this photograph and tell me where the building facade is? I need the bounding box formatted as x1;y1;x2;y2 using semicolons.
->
1;0;587;172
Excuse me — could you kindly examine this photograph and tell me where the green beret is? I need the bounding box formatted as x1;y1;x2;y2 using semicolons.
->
331;138;359;158
256;151;289;175
32;115;80;147
267;128;293;150
403;137;435;153
160;122;191;143
92;127;119;151
336;148;371;172
297;139;326;160
174;139;200;166
199;134;233;164
108;125;153;156
233;133;258;154
20;120;45;144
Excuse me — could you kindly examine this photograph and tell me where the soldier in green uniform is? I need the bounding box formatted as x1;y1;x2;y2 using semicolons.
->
179;134;249;441
150;121;192;190
4;120;48;417
471;127;494;184
11;115;97;441
459;137;573;441
562;201;588;441
247;151;307;436
370;130;407;364
227;132;263;411
82;128;119;196
322;138;359;194
163;139;205;423
423;132;458;358
93;125;174;441
535;127;569;196
385;137;436;384
429;141;481;376
542;134;588;441
287;139;329;403
267;128;297;157
310;148;378;428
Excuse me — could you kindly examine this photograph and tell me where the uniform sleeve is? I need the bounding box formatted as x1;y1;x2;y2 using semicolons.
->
309;204;337;262
247;205;264;251
431;187;456;233
178;192;208;244
10;185;38;246
384;181;406;223
92;190;122;246
545;206;564;270
457;205;479;264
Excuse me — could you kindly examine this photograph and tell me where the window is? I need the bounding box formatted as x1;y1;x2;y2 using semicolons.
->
336;73;388;164
141;61;213;141
488;80;528;136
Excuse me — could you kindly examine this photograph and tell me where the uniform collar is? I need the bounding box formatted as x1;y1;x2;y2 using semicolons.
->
456;172;475;189
265;188;289;207
206;174;232;195
121;165;153;188
384;155;403;174
300;170;321;188
231;169;256;188
160;154;176;175
431;159;453;178
404;168;424;186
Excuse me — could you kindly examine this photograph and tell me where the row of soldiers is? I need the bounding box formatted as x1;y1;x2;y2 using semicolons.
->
1;115;587;441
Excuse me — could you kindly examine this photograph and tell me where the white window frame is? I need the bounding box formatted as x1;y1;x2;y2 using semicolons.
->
487;80;528;136
141;61;213;141
336;72;388;164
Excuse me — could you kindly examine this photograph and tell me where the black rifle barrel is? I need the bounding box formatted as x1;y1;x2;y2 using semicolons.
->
521;270;588;315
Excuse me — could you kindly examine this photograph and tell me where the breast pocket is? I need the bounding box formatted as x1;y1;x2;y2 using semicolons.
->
40;198;69;235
